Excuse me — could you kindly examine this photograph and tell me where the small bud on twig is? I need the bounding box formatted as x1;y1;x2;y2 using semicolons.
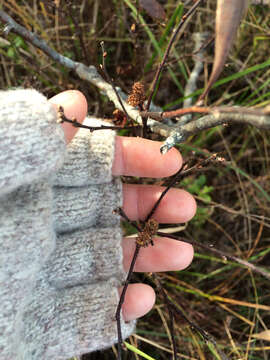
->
127;82;146;108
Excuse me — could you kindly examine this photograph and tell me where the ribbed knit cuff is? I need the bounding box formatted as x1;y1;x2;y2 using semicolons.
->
53;117;116;187
43;226;125;288
0;181;56;360
19;280;135;360
52;178;122;233
0;89;66;196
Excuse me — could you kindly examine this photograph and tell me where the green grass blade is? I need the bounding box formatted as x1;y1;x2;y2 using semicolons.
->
228;164;270;203
246;90;270;107
124;342;157;360
164;58;270;110
144;3;184;72
242;77;270;105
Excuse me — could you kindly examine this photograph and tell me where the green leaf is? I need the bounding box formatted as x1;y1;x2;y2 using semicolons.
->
13;35;26;48
7;47;15;58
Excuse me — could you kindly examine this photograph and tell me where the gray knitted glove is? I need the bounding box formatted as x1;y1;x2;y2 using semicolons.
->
0;90;135;360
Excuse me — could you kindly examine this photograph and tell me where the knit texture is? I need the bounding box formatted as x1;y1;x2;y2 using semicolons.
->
0;89;135;360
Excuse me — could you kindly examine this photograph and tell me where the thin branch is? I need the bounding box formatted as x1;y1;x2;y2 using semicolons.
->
116;244;141;360
141;106;270;121
152;274;229;360
99;41;131;123
114;164;189;357
4;9;269;154
0;10;76;70
157;233;270;281
115;208;142;359
152;274;177;360
57;106;139;131
140;106;270;153
0;10;151;128
145;163;185;222
115;155;220;358
153;274;210;340
176;110;270;144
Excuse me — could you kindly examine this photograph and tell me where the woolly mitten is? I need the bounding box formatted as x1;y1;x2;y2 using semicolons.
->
0;90;135;360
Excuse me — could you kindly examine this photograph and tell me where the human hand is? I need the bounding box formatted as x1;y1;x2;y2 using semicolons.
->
50;90;196;322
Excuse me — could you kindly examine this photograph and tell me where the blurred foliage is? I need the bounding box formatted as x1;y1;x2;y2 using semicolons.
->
181;175;214;227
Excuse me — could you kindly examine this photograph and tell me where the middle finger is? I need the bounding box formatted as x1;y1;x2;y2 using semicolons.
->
122;236;194;272
122;184;196;223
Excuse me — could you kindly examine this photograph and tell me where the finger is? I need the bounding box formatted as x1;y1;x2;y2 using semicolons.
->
112;136;182;177
123;184;196;223
119;283;156;321
123;236;194;272
49;90;88;143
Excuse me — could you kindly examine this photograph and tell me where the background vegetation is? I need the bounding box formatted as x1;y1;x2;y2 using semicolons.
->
0;1;270;359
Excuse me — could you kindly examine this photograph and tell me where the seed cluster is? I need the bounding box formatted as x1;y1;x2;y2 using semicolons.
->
136;219;159;247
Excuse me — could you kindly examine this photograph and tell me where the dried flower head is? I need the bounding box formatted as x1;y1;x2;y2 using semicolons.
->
136;218;159;247
127;82;146;108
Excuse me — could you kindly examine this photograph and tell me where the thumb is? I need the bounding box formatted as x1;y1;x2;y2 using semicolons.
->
49;90;88;144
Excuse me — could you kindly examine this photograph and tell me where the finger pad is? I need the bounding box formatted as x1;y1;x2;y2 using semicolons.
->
123;237;194;272
120;284;156;321
123;185;197;223
113;137;182;177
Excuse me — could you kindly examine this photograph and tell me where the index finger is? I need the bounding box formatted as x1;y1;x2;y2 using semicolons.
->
112;136;182;177
49;90;87;144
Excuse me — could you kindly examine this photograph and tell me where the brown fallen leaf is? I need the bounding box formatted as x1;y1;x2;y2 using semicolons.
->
139;0;166;20
251;330;270;341
198;0;249;103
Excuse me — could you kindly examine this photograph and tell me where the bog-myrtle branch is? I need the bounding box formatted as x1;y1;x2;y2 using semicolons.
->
1;9;270;154
141;106;270;153
115;153;270;360
1;4;269;360
100;41;132;124
0;10;154;128
57;105;138;131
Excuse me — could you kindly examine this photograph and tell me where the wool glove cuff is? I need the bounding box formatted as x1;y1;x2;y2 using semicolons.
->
21;116;135;359
53;117;116;186
0;89;65;359
0;89;135;360
19;279;135;360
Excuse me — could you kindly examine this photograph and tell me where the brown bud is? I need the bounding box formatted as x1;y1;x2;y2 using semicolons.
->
127;82;146;108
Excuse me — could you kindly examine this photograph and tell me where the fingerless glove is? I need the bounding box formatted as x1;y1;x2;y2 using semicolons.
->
0;89;135;360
